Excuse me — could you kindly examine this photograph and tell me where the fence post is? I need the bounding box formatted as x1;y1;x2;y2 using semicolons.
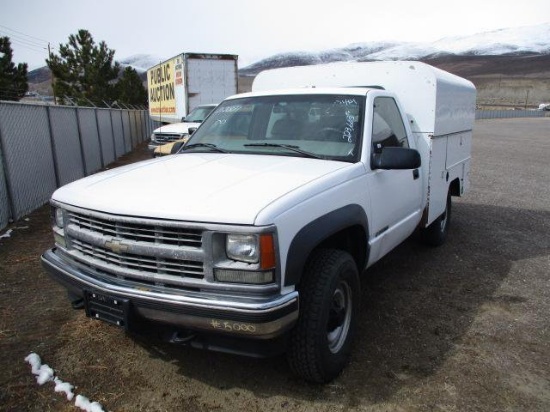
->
74;107;88;177
45;106;61;187
0;117;15;224
109;108;118;159
94;108;105;169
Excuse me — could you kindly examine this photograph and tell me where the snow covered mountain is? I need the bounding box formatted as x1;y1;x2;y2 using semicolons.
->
27;23;550;84
119;54;165;74
240;23;550;75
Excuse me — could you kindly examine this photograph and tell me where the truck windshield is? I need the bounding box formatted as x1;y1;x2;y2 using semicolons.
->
185;94;364;162
185;105;216;122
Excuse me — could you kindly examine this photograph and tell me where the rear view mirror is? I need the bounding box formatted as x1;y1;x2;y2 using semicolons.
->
188;127;197;135
371;147;421;170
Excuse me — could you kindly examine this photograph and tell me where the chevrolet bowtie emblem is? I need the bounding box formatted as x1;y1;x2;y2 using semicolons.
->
104;239;129;254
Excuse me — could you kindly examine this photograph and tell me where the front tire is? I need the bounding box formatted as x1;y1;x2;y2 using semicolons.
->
422;192;451;247
287;249;360;383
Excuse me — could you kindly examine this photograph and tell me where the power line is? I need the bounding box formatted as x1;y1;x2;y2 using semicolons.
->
3;37;46;54
0;29;47;48
0;24;49;44
0;24;51;60
0;31;47;50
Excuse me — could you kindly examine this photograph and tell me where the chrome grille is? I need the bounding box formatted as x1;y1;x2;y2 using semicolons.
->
71;239;204;279
154;133;185;144
62;210;207;289
67;212;202;247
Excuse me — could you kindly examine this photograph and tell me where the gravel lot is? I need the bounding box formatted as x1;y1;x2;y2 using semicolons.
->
1;118;549;411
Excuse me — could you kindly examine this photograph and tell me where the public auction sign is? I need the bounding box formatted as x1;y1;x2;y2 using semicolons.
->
147;58;177;115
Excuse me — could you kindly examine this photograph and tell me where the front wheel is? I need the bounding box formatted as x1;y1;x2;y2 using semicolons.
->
287;249;360;383
421;192;451;247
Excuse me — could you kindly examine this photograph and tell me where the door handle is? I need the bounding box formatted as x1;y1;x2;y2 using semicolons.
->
413;169;419;180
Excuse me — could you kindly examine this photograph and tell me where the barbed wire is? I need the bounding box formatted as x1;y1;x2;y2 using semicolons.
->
0;93;147;110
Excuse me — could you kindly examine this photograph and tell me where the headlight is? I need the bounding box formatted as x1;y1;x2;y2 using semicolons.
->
217;233;276;284
150;133;156;142
226;234;258;263
54;208;64;228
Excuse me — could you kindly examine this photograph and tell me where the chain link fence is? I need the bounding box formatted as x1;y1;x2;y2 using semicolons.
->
0;101;155;231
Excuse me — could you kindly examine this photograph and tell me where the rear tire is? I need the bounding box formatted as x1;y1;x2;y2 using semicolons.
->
422;192;451;247
287;249;360;383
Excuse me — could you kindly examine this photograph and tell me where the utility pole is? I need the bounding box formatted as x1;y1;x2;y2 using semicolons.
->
48;43;57;105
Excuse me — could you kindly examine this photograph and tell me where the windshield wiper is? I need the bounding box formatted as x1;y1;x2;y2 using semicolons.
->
244;143;322;159
180;143;228;153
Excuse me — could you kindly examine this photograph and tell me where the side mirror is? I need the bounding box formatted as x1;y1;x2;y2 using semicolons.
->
188;127;197;135
371;147;421;170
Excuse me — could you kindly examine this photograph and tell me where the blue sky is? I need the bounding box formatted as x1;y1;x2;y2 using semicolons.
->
2;0;548;70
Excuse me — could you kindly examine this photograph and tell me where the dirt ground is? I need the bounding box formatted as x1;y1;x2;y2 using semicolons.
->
1;118;549;412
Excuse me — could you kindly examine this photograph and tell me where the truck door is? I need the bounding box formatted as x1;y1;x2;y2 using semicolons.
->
366;96;423;260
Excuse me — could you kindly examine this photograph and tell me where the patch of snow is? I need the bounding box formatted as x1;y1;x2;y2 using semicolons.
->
24;353;42;374
25;352;104;412
368;43;440;60
430;23;550;55
36;364;54;385
0;229;13;239
119;54;166;73
75;395;105;412
24;352;54;385
54;377;75;401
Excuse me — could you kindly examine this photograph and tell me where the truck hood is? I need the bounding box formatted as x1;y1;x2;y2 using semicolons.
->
53;154;352;225
153;121;200;134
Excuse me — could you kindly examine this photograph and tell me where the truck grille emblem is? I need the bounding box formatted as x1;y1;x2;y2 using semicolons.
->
104;240;129;254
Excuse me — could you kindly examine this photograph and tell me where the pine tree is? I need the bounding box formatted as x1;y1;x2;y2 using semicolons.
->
116;67;147;107
0;37;29;101
47;29;119;106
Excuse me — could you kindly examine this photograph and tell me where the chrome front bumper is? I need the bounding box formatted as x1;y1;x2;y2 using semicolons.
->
41;248;298;340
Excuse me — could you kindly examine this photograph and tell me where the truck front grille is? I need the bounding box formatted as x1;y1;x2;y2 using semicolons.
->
68;211;202;248
154;133;185;144
62;209;207;290
71;239;204;279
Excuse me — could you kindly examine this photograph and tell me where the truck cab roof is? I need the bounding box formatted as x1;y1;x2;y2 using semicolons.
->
231;87;375;99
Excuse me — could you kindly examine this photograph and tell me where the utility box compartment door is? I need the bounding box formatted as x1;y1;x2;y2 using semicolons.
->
427;136;448;226
446;131;471;170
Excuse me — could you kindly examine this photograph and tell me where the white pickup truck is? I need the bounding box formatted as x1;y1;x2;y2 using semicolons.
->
42;61;476;383
147;103;217;152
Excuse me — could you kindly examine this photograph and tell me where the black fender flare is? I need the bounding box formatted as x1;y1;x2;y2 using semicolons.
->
284;204;369;287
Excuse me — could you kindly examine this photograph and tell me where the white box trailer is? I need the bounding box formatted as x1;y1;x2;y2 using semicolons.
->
147;53;238;123
253;61;476;226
